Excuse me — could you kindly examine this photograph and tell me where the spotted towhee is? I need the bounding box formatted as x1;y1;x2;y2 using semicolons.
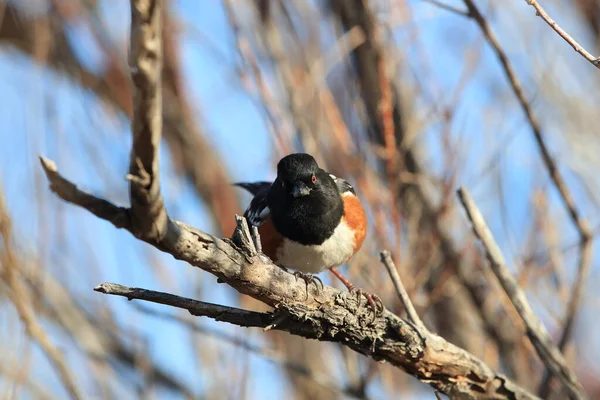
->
236;153;382;312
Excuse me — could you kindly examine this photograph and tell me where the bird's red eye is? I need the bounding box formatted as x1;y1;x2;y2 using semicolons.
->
311;175;317;184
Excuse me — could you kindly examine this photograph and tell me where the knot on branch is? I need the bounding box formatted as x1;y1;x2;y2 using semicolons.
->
126;157;168;241
125;157;152;188
231;215;258;260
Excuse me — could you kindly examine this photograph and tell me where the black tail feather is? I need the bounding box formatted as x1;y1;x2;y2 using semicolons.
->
233;181;271;196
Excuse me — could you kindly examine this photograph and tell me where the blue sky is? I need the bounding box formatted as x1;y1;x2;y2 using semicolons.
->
1;0;599;398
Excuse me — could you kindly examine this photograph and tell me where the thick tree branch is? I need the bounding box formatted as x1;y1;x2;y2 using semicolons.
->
40;156;538;400
457;187;586;400
127;0;168;241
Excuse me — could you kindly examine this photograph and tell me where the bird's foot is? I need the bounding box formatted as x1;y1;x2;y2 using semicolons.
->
348;285;384;320
293;271;324;297
329;267;384;323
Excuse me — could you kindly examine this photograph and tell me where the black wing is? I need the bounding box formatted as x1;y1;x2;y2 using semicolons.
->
329;174;356;195
234;181;271;226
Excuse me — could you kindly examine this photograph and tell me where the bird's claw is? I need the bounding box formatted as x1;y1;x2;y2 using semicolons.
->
293;271;324;297
348;286;384;323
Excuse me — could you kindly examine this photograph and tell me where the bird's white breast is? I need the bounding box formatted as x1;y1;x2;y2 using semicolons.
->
275;219;356;274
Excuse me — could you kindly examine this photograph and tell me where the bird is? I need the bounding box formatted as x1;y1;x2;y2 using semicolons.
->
235;153;382;314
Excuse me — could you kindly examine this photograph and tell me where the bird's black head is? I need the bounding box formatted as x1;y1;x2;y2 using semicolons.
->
276;153;323;198
268;153;343;245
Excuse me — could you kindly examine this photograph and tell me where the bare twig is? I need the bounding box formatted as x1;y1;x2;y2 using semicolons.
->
379;250;425;330
127;0;168;241
461;1;594;395
522;0;600;69
39;157;131;229
457;186;586;400
94;282;277;327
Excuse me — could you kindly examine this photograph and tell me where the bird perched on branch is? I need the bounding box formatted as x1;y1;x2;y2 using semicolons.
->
235;153;382;314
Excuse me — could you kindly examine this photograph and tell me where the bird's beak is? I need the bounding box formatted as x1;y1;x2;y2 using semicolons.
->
292;181;311;198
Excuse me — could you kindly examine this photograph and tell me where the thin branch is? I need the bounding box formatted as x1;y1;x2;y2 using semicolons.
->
95;282;276;328
127;0;168;241
40;156;538;399
461;1;594;395
39;157;131;230
457;186;586;400
522;0;600;69
379;250;425;330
